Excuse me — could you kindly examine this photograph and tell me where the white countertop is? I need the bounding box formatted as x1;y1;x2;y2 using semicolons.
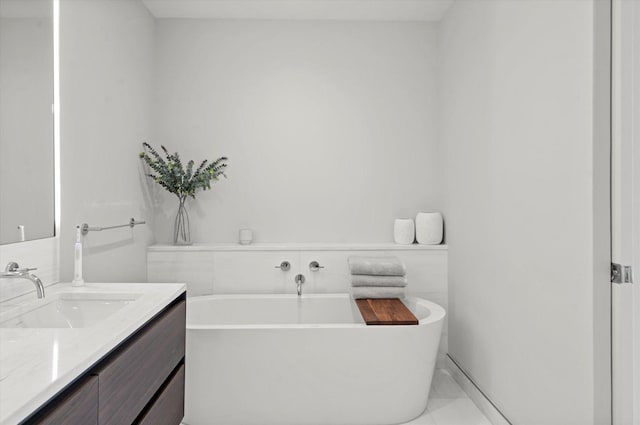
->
0;282;186;425
148;242;448;252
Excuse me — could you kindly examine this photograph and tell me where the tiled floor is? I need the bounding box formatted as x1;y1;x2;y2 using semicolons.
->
182;368;491;425
403;368;492;425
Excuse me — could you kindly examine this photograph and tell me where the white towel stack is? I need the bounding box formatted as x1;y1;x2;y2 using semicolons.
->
347;256;407;299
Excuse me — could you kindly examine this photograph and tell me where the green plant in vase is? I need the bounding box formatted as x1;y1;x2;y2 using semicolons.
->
140;142;228;245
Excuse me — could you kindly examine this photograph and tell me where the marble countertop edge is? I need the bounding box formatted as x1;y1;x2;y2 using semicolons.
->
148;242;449;252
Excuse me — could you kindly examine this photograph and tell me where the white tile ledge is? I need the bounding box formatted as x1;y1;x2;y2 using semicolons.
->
148;242;448;252
0;281;185;425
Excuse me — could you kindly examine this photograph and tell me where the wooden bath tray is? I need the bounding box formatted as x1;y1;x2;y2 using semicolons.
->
355;298;418;325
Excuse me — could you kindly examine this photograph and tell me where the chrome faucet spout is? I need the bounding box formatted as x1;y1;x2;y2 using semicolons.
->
294;274;305;296
0;262;45;298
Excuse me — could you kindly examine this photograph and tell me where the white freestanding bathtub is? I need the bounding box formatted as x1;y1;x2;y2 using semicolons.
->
184;294;445;425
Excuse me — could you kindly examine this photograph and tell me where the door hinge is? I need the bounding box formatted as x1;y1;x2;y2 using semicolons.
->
611;263;634;284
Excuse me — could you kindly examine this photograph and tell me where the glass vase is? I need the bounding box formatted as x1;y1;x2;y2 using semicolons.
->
174;198;191;245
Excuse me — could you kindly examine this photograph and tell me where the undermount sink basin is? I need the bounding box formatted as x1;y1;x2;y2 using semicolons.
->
0;292;141;329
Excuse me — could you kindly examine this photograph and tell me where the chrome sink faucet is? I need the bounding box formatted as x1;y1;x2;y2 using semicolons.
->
0;262;45;298
295;274;305;296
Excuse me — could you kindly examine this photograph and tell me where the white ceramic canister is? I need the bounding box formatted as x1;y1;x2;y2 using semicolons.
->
415;212;443;245
394;218;415;245
239;228;253;245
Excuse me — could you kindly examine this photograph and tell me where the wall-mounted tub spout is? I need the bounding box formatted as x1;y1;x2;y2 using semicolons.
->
295;274;305;296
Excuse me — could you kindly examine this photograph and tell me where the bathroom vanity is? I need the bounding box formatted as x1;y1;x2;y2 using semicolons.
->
0;282;186;425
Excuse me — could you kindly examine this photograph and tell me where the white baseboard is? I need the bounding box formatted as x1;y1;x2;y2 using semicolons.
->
446;355;512;425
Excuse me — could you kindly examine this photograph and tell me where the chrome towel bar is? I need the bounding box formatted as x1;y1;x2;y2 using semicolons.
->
81;218;146;236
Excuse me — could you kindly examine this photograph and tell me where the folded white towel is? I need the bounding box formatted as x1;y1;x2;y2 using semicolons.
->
351;286;406;299
348;256;406;276
350;275;407;287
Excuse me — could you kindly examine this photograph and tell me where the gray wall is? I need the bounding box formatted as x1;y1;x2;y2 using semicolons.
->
440;1;611;424
57;4;443;279
59;0;155;282
152;19;442;244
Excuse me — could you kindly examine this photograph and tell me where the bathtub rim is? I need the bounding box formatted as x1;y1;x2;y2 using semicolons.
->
186;293;445;330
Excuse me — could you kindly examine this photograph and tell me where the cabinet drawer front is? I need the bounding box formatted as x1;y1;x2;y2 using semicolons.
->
136;364;185;425
26;375;98;425
98;300;186;425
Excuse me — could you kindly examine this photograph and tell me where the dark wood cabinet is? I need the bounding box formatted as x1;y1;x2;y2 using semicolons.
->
23;293;186;425
136;364;185;425
26;375;98;425
97;300;185;425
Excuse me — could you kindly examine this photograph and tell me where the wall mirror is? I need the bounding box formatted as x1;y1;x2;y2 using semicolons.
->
0;0;55;245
